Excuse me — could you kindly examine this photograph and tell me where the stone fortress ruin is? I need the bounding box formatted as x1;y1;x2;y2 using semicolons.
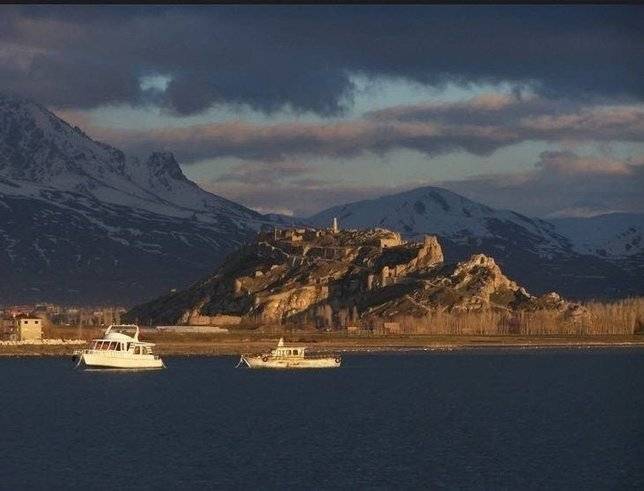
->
127;217;581;328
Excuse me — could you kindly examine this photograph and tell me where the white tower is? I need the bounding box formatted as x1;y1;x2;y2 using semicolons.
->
332;217;339;233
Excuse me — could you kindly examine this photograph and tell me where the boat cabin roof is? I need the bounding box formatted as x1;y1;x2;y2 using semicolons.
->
271;339;306;356
103;331;135;342
93;324;154;346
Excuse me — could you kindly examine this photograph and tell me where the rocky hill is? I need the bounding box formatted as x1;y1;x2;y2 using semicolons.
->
0;94;291;304
309;187;642;299
126;224;582;327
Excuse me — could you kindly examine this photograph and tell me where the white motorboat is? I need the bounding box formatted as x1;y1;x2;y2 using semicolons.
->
238;337;341;369
73;324;165;370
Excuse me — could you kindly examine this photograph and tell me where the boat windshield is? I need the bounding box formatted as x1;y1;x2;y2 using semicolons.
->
274;348;303;357
91;341;124;351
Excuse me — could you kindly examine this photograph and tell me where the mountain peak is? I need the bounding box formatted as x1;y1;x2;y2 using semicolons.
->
145;152;187;182
0;93;281;220
0;94;286;304
0;92;127;183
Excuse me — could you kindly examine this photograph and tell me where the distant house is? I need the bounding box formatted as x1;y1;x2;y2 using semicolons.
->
15;315;43;341
0;317;17;340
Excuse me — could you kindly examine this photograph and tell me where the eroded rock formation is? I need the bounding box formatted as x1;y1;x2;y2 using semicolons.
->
126;225;581;326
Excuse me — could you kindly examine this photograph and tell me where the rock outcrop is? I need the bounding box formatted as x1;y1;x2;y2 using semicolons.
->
126;224;582;327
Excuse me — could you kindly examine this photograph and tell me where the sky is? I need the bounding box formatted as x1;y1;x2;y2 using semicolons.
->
1;5;643;217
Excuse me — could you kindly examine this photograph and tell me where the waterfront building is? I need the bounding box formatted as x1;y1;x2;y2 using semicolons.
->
16;315;43;341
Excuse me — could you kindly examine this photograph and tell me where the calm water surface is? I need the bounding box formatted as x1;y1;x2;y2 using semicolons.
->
1;349;643;489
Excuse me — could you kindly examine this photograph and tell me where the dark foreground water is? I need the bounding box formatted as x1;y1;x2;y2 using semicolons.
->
1;349;643;489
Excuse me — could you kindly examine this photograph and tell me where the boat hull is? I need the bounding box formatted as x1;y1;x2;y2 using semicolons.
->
78;352;165;370
241;355;341;369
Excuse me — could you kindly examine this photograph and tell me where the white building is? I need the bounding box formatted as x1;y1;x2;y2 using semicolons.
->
17;316;43;341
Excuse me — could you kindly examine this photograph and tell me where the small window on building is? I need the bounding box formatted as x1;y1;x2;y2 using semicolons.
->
293;350;298;356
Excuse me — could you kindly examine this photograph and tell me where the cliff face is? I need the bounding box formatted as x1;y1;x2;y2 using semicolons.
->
126;226;580;326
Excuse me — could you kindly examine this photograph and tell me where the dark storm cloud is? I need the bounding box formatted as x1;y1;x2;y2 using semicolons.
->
80;94;644;163
202;171;414;217
214;161;309;185
199;151;644;217
440;151;644;217
1;5;643;114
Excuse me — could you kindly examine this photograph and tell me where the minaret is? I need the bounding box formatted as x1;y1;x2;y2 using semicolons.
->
332;217;339;233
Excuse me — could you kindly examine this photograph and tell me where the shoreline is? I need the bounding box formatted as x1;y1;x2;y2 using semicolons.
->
1;334;643;358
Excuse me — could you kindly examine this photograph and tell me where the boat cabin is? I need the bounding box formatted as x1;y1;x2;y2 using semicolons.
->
89;339;153;355
87;325;155;356
270;338;305;358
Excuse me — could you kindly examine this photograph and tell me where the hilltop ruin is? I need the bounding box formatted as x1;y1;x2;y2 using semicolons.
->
126;220;582;328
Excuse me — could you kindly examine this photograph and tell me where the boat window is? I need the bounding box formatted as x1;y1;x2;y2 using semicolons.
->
293;350;298;356
134;346;141;355
114;343;121;351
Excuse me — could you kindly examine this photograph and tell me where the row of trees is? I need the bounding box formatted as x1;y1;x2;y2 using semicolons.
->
243;297;643;336
273;297;643;336
374;297;644;336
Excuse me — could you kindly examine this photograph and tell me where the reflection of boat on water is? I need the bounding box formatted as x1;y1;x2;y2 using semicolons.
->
237;337;341;369
73;324;165;370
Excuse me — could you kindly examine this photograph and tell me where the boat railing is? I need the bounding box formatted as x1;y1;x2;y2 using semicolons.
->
76;347;156;356
304;352;341;359
244;351;339;359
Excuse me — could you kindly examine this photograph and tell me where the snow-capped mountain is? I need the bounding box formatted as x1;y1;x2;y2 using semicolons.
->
310;186;571;255
1;93;640;304
309;187;642;299
549;213;643;258
0;94;292;304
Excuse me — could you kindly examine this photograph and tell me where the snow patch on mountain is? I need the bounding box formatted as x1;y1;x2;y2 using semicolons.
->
0;93;295;304
0;94;270;226
550;213;644;258
309;186;572;257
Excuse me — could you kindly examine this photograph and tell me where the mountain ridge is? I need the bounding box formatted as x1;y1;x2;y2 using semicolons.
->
308;186;643;299
0;93;290;304
1;93;640;304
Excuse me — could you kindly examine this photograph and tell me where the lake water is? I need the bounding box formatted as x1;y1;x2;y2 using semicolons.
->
1;349;643;489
